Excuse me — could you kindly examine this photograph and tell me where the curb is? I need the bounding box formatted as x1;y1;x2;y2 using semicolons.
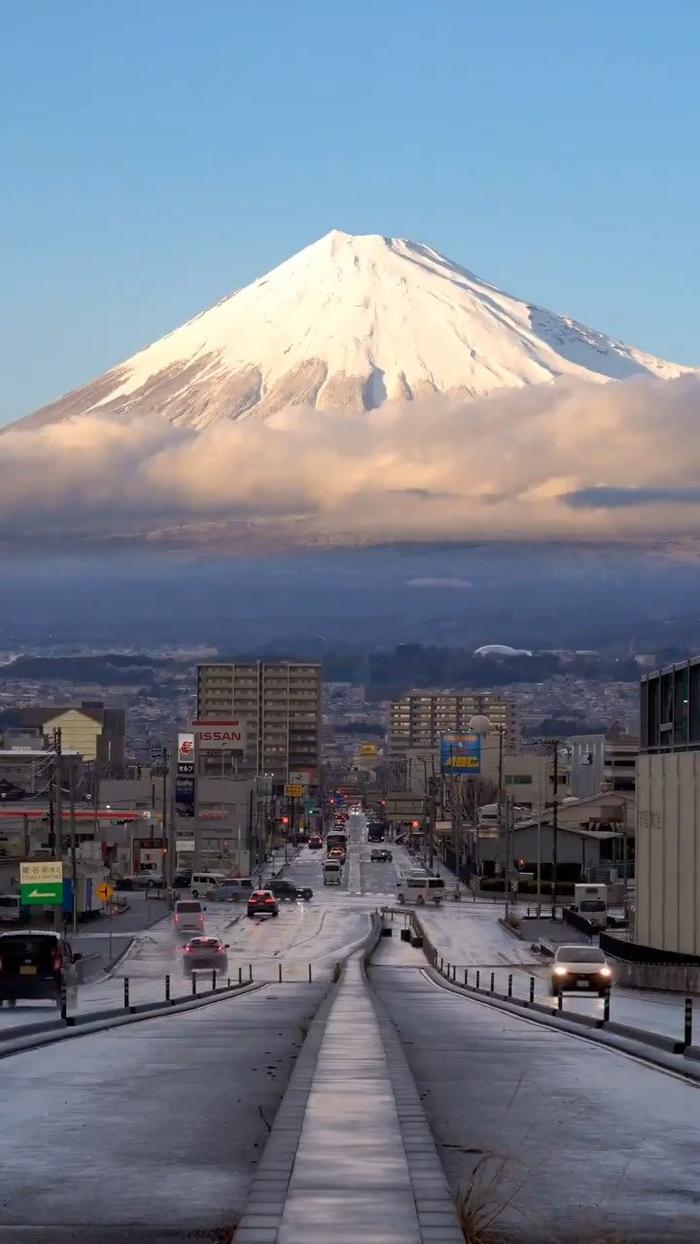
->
0;979;265;1061
422;965;700;1085
498;916;525;941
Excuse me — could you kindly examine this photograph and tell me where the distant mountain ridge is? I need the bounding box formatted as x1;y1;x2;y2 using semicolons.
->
13;230;693;431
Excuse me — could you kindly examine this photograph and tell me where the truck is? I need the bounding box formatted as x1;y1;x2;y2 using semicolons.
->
573;883;608;930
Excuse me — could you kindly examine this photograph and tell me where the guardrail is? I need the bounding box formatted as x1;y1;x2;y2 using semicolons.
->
380;906;699;1062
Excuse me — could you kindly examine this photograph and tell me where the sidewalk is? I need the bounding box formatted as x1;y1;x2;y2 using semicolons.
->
235;951;462;1243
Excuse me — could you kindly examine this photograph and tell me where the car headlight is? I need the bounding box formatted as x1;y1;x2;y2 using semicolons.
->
553;965;568;976
599;966;611;977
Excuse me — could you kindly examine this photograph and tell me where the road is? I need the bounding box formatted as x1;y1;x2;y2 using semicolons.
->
370;931;700;1242
417;904;696;1042
0;812;383;1030
0;980;325;1240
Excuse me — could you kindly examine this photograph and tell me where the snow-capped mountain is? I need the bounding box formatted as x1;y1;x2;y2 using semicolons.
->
17;230;692;430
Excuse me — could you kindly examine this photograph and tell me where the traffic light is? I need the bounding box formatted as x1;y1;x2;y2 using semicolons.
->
281;816;289;826
411;819;420;829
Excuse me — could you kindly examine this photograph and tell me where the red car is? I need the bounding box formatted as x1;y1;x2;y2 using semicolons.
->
308;835;323;849
247;890;279;918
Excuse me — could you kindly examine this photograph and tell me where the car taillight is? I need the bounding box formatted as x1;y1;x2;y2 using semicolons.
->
265;897;275;904
52;950;62;972
174;914;180;923
0;955;3;970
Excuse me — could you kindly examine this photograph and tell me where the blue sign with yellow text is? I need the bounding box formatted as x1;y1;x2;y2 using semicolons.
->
440;732;481;775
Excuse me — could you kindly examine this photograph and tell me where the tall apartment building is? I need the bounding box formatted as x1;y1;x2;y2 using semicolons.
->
196;662;322;783
388;691;521;756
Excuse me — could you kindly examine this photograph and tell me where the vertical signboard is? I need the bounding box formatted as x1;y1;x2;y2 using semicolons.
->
439;732;481;775
175;731;195;817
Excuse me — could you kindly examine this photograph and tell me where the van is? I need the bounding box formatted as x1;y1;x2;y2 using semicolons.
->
206;878;254;902
190;871;227;897
174;899;205;932
323;860;342;886
396;874;445;905
0;931;82;1008
0;895;22;924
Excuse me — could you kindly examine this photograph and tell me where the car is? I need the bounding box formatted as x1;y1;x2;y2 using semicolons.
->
173;899;205;932
0;931;82;1008
173;870;192;888
182;936;229;972
269;878;313;901
116;869;164;891
247;890;279;918
550;944;613;996
308;835;323;850
370;848;393;863
327;846;346;863
206;882;253;903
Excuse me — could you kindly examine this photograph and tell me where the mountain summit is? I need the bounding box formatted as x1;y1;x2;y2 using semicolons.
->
18;230;692;430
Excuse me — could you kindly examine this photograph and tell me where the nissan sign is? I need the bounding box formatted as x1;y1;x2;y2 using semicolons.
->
194;720;247;751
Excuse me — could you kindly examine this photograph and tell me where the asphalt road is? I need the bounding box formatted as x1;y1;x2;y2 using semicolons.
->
417;905;696;1042
370;933;700;1243
0;980;325;1240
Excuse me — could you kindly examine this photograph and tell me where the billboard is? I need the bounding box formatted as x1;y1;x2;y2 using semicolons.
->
193;720;247;751
440;732;481;775
176;731;195;817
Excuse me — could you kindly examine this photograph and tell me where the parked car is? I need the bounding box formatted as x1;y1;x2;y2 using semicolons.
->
0;931;82;1008
550;945;613;997
182;936;229;972
247;890;279;918
370;848;393;863
269;878;313;902
0;894;25;924
117;868;163;891
173;870;192;888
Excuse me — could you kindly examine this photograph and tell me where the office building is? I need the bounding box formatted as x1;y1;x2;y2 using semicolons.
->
637;658;700;956
196;661;322;783
388;692;521;757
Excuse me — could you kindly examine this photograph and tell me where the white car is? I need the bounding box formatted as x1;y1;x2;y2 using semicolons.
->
550;944;613;997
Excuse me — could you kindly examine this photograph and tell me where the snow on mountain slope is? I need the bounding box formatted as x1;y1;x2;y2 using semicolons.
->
16;230;693;431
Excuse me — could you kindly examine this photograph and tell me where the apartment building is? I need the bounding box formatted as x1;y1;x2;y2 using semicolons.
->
196;661;322;783
388;692;521;757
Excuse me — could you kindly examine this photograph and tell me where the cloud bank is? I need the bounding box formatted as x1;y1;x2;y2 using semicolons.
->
2;373;700;548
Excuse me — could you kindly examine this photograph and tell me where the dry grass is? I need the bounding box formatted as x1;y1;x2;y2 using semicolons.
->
455;1155;524;1242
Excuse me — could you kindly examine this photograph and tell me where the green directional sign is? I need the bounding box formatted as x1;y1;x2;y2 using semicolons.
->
20;882;63;906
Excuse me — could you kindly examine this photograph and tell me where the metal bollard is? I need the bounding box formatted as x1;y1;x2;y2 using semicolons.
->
452;965;456;981
440;957;444;972
490;971;495;993
308;963;312;982
464;968;468;987
192;973;197;997
227;977;231;989
212;969;217;992
165;974;170;1002
278;963;283;983
238;966;242;986
123;977;130;1009
60;981;68;1021
557;992;563;1011
508;973;513;998
529;976;535;1004
684;997;693;1047
603;992;611;1023
249;963;253;983
476;969;480;989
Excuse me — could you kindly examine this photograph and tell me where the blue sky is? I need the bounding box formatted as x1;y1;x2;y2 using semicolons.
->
2;0;699;424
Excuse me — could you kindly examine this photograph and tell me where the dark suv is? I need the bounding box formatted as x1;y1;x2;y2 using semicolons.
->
268;878;313;901
0;931;82;1009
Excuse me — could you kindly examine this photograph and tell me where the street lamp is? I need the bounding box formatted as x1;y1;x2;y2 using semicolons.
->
469;715;509;909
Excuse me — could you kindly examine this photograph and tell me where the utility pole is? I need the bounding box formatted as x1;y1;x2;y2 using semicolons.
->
552;738;559;918
54;728;63;861
161;746;170;888
70;764;78;935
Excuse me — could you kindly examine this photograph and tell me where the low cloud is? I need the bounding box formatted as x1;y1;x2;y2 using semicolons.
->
406;578;473;589
2;373;700;547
